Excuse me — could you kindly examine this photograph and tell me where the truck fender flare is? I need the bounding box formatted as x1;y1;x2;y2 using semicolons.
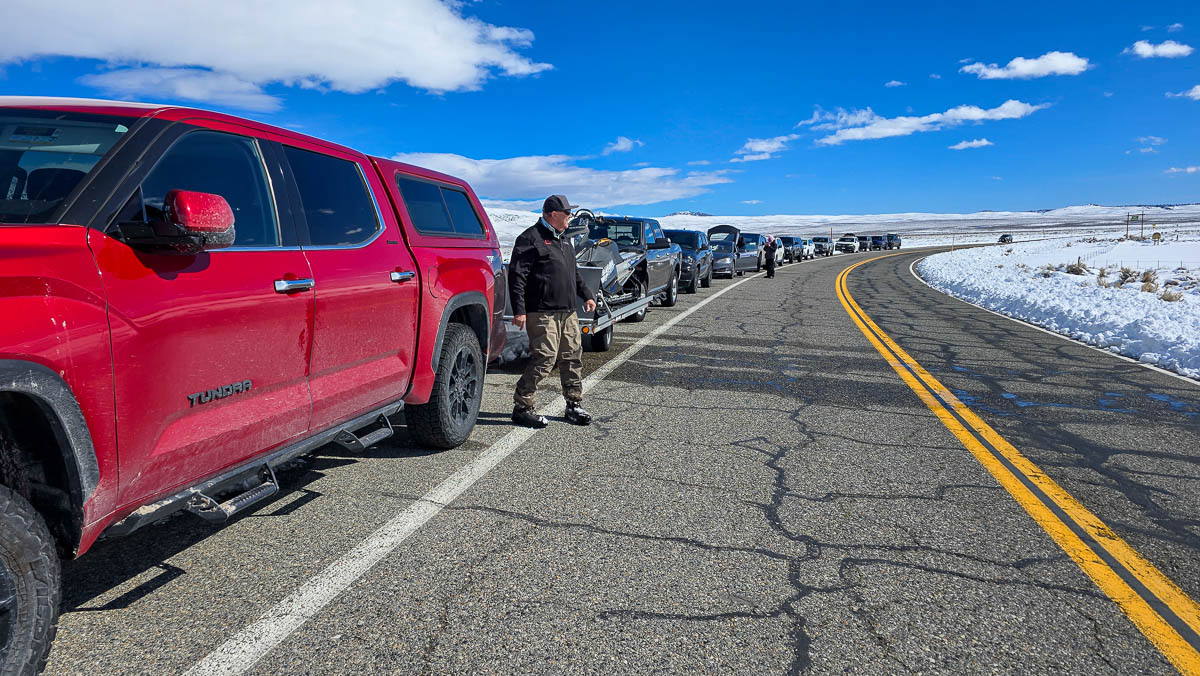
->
0;360;100;504
430;292;490;373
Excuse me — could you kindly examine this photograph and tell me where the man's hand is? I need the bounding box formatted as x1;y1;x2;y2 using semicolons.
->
512;314;526;330
584;299;597;313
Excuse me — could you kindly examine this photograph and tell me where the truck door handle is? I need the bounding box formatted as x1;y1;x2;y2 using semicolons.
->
274;278;315;293
390;271;415;283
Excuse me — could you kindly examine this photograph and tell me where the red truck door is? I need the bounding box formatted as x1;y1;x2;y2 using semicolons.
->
277;143;419;430
92;126;314;505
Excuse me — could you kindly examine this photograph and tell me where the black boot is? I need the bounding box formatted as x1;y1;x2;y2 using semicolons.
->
512;406;548;428
565;402;593;426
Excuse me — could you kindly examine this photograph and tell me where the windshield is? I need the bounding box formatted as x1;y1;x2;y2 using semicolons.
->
839;237;856;242
712;241;734;252
709;231;736;242
813;237;829;243
1;108;135;224
588;221;641;246
665;230;700;248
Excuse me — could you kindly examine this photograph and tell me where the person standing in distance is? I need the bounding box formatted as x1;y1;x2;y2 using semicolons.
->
763;236;778;278
508;195;598;428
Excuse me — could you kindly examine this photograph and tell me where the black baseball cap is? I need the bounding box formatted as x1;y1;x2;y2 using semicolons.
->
542;194;577;213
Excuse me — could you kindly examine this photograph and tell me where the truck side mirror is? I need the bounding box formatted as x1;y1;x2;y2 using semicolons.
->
116;190;236;254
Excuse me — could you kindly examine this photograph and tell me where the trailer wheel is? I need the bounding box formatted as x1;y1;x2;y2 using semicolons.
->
0;483;61;676
407;323;483;449
589;326;613;352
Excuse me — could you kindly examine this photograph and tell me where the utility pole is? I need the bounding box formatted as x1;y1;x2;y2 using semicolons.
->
1140;210;1145;239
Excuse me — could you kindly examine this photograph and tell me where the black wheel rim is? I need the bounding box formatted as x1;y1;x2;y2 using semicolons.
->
447;346;479;426
0;560;17;664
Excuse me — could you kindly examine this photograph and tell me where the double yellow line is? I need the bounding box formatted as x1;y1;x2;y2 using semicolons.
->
836;254;1200;674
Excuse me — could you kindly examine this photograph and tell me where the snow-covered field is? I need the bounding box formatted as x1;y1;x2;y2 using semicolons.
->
917;233;1200;380
484;203;1200;258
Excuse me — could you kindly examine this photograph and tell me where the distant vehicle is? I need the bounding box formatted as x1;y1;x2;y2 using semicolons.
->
841;232;857;239
836;236;859;253
886;233;902;249
870;235;885;251
999;234;1014;244
812;236;835;256
777;236;802;263
798;238;816;259
708;224;760;276
770;237;787;265
664;228;713;293
857;236;871;251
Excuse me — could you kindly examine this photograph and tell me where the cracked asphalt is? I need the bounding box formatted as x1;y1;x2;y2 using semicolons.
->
45;247;1198;674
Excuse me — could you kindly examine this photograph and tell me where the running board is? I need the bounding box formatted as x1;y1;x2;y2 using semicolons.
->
333;414;394;453
186;465;279;522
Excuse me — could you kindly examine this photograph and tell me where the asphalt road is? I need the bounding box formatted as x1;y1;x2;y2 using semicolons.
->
44;248;1199;675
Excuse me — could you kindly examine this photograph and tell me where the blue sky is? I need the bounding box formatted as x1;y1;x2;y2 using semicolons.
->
2;1;1197;215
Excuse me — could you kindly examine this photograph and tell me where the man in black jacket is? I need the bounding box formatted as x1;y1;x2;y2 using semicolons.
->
508;195;598;428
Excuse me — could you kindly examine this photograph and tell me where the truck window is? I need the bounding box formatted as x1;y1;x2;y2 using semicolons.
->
284;146;380;247
644;222;654;244
127;131;279;247
396;176;485;237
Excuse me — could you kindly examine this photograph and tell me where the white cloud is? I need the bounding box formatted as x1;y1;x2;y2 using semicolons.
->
1166;166;1200;174
632;161;650;167
1142;25;1155;32
390;152;733;208
742;200;763;205
1104;91;1114;97
960;51;1090;79
1125;40;1194;58
0;0;550;110
991;176;1003;181
884;80;906;87
1166;85;1200;100
1169;23;1184;33
1137;135;1167;146
731;134;800;161
1138;147;1158;154
810;100;1048;146
79;68;281;111
948;138;994;150
602;136;644;155
929;73;942;79
687;160;711;166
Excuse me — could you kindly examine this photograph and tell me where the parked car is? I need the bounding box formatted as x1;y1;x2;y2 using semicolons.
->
836;236;860;253
0;96;507;673
779;236;808;262
707;224;759;277
870;235;885;250
586;216;682;307
741;233;768;270
664;228;713;293
886;233;902;249
799;238;816;259
999;234;1014;243
857;235;871;251
812;236;835;256
771;236;787;265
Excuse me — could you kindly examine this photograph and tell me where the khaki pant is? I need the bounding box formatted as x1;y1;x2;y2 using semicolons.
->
514;311;583;408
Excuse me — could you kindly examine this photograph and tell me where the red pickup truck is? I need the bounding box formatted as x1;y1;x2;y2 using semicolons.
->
0;97;506;672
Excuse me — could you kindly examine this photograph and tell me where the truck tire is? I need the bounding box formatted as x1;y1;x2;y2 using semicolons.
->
407;323;483;449
683;271;697;294
625;278;648;323
662;272;679;307
0;483;60;676
700;268;712;288
588;325;613;352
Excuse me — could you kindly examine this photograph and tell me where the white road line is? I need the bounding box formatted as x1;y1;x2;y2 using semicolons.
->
907;256;1199;387
185;271;765;676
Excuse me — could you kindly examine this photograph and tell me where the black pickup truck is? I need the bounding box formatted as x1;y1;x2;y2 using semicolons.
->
586;216;682;307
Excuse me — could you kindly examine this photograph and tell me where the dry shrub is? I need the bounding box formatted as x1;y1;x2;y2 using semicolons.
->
1161;289;1184;302
1165;279;1180;286
1066;257;1088;275
1096;268;1109;288
1141;269;1158;284
1118;267;1138;285
1141;281;1159;293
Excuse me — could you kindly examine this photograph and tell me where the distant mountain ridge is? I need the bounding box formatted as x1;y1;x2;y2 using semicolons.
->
667;210;713;217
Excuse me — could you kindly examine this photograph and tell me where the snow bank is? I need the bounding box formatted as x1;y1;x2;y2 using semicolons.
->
917;235;1200;380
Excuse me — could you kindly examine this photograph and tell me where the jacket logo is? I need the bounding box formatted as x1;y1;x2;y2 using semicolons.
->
544;239;553;245
188;380;253;407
